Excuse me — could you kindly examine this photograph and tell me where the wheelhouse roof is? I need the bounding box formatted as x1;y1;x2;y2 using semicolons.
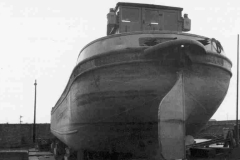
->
115;2;183;11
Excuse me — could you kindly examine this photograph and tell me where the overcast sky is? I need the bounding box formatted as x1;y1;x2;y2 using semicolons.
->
0;0;239;124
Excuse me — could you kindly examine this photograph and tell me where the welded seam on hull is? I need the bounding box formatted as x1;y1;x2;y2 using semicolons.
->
193;62;232;76
51;128;78;135
94;96;160;123
102;78;173;93
206;51;232;66
78;47;146;66
184;91;208;114
52;58;231;114
53;121;159;131
51;60;161;114
76;90;158;105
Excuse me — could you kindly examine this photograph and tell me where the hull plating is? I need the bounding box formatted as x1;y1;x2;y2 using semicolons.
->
51;32;232;157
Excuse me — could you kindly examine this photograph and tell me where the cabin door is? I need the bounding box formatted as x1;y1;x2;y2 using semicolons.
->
120;7;141;33
163;11;178;31
142;8;163;31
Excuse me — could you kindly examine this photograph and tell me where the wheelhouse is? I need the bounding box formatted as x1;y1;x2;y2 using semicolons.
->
107;2;191;35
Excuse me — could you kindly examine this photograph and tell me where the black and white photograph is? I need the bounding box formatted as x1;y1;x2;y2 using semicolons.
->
0;0;239;159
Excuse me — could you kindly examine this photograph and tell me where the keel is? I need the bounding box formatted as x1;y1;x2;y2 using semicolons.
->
158;72;186;159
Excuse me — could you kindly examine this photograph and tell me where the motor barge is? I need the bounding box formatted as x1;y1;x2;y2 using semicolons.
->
51;2;232;159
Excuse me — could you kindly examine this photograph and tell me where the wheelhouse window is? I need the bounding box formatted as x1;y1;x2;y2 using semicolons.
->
145;10;159;24
122;7;140;22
